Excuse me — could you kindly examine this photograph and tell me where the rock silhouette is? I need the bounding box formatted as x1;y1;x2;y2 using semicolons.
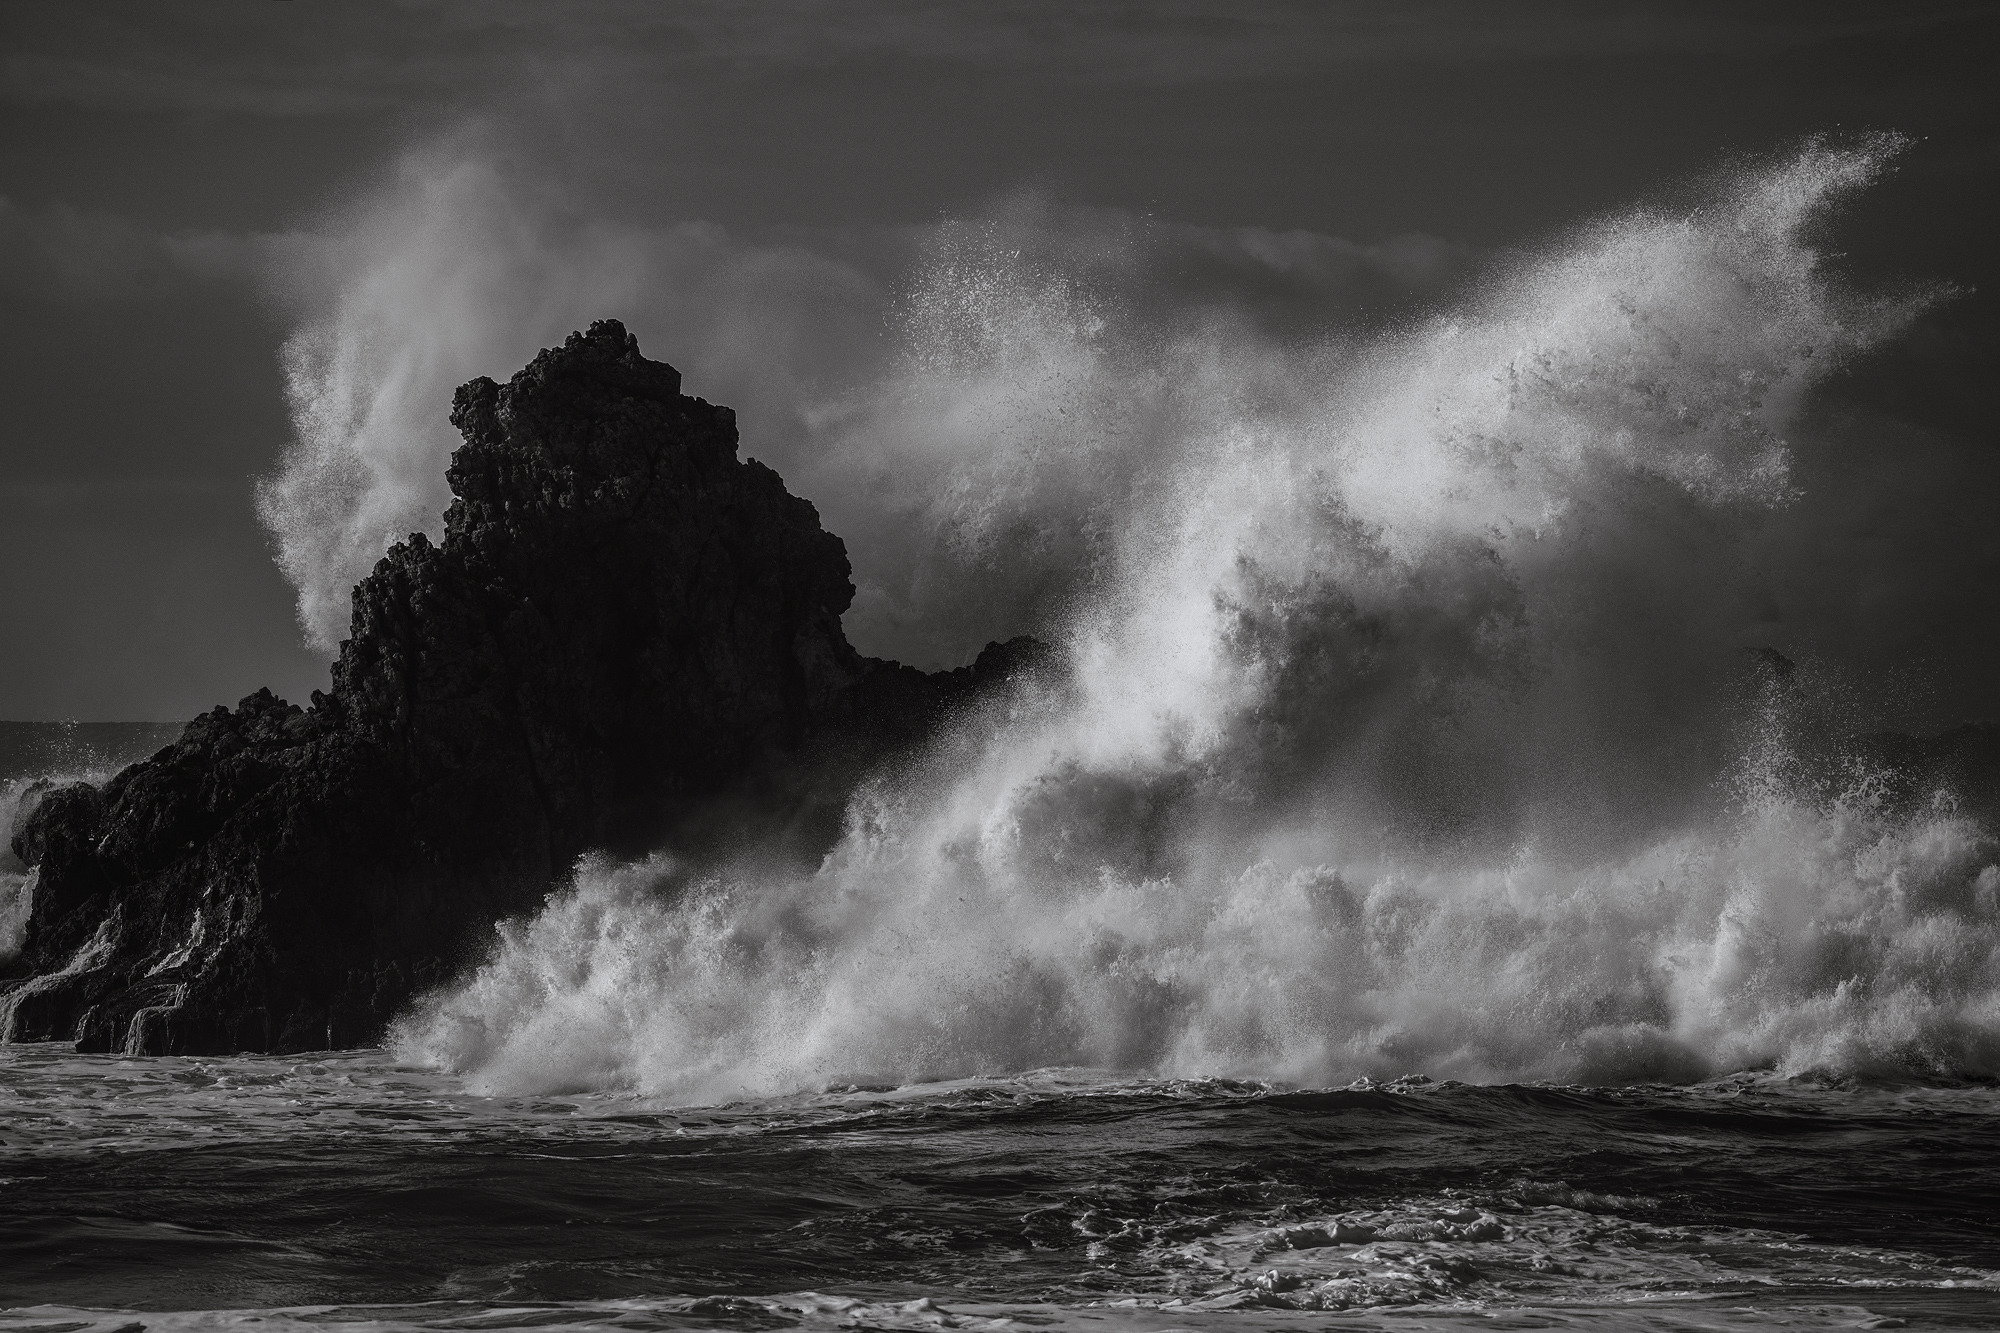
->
3;322;1044;1054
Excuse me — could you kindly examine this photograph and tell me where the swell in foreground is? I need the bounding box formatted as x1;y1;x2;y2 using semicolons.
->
4;1049;1999;1329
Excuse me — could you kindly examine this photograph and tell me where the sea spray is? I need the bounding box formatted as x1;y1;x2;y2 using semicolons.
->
258;145;888;651
0;781;40;960
393;137;1998;1099
1;726;176;962
258;149;1468;668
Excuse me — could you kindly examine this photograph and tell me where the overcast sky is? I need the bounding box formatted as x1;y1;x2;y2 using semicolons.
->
1;1;1995;722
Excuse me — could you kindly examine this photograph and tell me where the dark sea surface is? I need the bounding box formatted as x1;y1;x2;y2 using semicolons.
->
1;1047;1997;1331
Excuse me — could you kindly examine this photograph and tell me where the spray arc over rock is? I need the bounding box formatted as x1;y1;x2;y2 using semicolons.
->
394;139;2000;1100
5;138;1995;1087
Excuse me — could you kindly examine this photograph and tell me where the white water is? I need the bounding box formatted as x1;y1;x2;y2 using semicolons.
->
0;780;41;958
2;729;176;962
257;143;1470;662
379;138;2000;1100
2;772;98;961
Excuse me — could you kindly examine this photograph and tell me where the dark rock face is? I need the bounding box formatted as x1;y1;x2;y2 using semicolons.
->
2;321;1043;1055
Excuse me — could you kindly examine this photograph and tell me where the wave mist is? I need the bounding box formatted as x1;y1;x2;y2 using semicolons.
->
390;139;2000;1100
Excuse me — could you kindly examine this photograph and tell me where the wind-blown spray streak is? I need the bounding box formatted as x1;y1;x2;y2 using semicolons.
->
257;141;1464;662
388;138;1998;1100
258;143;889;651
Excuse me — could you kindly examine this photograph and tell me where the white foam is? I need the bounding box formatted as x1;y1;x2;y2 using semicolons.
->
388;138;1996;1101
3;766;124;963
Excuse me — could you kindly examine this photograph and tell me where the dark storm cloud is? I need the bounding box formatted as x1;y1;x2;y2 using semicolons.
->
0;1;1995;720
2;1;1979;116
0;195;170;301
0;194;306;305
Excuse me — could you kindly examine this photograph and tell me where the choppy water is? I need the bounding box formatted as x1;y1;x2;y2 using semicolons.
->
4;1048;1999;1329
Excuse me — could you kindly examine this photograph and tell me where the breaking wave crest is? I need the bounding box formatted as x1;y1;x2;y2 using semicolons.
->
0;781;38;959
392;137;2000;1100
3;725;180;961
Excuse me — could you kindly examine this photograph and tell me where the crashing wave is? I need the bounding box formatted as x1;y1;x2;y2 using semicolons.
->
392;138;2000;1099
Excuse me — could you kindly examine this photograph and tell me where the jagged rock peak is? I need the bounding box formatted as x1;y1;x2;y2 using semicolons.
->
450;320;690;455
3;322;1047;1057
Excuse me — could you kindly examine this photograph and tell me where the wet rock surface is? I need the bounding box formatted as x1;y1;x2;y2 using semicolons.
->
2;321;1044;1054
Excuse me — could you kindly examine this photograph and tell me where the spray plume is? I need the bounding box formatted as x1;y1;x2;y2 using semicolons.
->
303;136;1994;1100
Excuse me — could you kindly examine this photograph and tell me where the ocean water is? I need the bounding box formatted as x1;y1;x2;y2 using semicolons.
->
7;138;2000;1328
4;1047;1999;1330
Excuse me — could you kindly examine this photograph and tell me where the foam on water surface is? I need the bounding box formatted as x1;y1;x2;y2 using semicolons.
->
5;1048;1999;1327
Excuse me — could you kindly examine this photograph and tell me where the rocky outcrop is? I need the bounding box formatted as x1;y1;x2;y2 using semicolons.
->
2;322;1045;1055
